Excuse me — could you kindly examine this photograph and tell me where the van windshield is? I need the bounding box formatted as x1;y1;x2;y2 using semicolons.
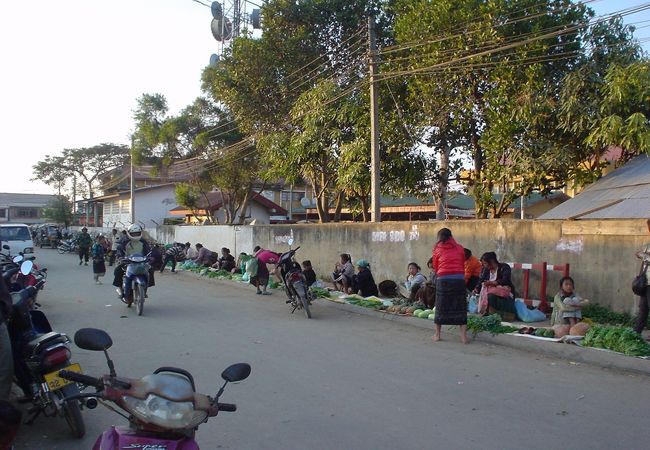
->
0;227;31;241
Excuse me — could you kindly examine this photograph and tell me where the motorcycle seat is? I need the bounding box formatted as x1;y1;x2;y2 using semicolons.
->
25;331;68;356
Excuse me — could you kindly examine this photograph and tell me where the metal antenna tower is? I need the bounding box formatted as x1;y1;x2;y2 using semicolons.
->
208;0;262;66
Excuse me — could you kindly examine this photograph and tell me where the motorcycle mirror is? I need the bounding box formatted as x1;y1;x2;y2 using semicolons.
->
74;328;113;351
221;363;251;383
12;255;24;264
2;244;9;250
20;260;33;276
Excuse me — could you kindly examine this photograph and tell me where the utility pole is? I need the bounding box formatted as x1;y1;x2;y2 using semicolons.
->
368;15;381;223
130;139;135;224
72;177;76;215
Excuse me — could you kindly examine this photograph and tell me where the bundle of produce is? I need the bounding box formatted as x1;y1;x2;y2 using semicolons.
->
310;287;331;298
231;273;244;282
467;314;519;337
347;296;383;309
582;325;650;356
533;328;556;338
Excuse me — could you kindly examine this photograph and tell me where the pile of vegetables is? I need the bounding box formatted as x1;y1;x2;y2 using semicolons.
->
310;287;331;298
581;303;636;327
467;314;519;337
582;325;650;356
346;296;383;309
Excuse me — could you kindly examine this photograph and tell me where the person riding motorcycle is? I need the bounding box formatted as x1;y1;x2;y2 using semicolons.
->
112;225;154;301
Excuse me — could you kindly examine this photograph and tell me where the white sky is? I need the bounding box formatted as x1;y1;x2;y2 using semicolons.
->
0;0;648;195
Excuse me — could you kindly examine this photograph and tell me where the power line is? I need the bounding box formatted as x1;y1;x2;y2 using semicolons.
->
378;0;600;56
189;0;211;8
375;3;650;81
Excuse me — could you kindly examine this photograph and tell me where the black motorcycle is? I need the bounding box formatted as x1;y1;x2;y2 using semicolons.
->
278;247;313;319
6;261;86;438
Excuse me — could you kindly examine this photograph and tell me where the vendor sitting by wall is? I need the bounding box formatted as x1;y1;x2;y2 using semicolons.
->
475;252;517;321
332;253;355;293
464;248;482;292
353;259;378;297
399;262;427;302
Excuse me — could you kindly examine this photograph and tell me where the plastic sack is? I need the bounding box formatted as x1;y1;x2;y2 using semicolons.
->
467;294;478;314
245;258;258;277
514;300;546;323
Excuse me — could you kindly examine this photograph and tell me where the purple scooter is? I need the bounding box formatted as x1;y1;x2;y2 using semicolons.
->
59;328;251;450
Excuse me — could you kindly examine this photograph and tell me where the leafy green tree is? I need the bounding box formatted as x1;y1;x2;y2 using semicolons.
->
33;144;130;200
586;60;650;156
42;196;74;228
32;156;73;196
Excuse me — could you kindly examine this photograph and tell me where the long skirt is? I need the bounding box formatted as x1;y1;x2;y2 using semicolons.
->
93;259;106;276
434;278;467;325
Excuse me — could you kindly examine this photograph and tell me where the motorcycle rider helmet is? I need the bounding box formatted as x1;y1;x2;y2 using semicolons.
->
127;224;143;241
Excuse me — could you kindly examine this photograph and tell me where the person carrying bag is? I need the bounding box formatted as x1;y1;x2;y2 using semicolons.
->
633;221;650;335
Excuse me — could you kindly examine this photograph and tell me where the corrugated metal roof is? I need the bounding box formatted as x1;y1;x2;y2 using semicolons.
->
539;155;650;219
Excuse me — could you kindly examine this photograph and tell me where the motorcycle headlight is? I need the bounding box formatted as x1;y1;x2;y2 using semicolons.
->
123;394;208;429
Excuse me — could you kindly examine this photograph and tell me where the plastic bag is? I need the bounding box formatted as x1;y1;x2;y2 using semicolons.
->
245;258;258;277
467;294;478;314
514;300;546;323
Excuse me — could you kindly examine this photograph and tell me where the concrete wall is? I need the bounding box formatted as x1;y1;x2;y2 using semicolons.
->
83;219;649;313
247;220;649;314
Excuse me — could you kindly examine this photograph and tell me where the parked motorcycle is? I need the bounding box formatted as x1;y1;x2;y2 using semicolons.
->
7;254;47;294
57;239;78;254
120;254;151;316
60;328;251;449
278;247;313;319
7;262;85;438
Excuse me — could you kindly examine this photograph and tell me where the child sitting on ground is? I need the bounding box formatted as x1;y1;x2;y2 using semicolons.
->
552;276;589;326
302;260;317;287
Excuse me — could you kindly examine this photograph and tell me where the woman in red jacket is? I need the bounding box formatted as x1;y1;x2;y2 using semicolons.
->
432;228;468;344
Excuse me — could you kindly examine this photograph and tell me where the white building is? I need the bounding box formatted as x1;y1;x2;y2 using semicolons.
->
96;183;178;229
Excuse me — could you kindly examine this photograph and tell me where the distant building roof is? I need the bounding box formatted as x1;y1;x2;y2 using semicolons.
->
169;190;287;216
85;183;176;202
539;155;650;220
0;192;59;207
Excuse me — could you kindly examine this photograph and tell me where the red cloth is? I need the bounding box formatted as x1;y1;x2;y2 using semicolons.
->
256;249;280;265
433;237;465;277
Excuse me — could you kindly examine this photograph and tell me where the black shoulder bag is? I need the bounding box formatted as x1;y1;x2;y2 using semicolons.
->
632;247;649;296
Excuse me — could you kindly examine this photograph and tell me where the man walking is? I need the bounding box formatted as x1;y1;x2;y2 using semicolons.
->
77;227;92;266
109;228;120;266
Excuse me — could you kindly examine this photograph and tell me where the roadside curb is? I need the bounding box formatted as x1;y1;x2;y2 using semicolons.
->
177;270;650;376
323;300;650;376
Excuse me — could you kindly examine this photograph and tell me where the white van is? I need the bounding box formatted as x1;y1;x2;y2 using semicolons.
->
0;223;35;256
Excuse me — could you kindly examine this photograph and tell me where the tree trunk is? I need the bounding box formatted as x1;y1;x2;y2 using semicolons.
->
436;143;451;221
237;190;252;225
319;172;330;223
360;196;370;222
333;191;345;222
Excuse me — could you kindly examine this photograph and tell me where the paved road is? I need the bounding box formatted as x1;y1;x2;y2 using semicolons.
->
12;250;650;449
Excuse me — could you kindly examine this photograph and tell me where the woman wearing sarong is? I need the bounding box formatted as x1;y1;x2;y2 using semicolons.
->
432;228;468;344
475;252;517;321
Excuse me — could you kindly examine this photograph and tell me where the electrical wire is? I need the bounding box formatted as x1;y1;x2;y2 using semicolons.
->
375;4;650;81
189;0;211;8
379;0;600;56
